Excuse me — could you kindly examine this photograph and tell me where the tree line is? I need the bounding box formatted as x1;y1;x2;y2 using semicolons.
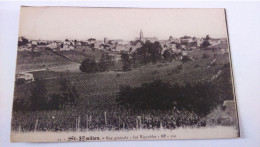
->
79;38;214;73
79;53;114;73
79;41;182;73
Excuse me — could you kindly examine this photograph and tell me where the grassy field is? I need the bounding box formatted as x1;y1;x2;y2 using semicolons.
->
16;50;75;72
15;48;103;72
12;49;237;132
56;48;103;63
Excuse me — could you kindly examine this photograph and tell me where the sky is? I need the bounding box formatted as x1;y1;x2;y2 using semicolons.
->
19;7;228;41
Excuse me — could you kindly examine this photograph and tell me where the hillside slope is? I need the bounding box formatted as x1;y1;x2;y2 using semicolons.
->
16;49;78;72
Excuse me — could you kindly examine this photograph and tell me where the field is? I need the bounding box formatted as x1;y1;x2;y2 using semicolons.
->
12;48;238;132
16;50;74;72
15;48;102;72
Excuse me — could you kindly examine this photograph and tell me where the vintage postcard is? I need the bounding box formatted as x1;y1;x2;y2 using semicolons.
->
11;7;239;142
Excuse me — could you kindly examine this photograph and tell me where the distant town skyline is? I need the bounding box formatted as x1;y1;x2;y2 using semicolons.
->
19;7;228;41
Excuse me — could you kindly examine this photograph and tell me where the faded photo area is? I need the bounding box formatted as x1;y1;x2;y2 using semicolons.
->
11;7;239;142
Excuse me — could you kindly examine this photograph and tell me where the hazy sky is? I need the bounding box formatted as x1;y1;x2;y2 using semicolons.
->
19;7;228;41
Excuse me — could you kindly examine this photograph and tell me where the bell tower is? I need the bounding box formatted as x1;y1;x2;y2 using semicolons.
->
140;29;143;41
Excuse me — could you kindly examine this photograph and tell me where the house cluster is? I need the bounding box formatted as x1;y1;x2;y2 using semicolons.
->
98;38;130;52
128;30;227;55
15;32;229;83
18;30;228;55
18;37;130;53
159;36;202;54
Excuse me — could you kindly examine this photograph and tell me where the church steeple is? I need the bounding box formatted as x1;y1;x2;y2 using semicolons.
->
140;29;143;41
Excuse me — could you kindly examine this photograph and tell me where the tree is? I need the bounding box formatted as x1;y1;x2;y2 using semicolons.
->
200;40;211;48
80;55;114;73
60;43;64;48
121;53;132;71
98;54;113;72
135;41;162;65
18;37;29;46
206;35;210;40
74;39;77;45
136;45;149;65
151;41;163;63
163;49;172;62
201;35;211;48
88;38;96;42
80;58;97;73
129;47;133;52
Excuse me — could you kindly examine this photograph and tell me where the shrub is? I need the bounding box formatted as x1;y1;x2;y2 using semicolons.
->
80;58;98;73
181;55;192;63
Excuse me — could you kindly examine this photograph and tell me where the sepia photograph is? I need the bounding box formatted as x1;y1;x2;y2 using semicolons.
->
10;7;239;142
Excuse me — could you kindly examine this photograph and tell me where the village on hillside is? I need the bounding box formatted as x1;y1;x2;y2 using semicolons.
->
16;30;229;82
12;29;237;134
10;7;241;142
18;30;228;54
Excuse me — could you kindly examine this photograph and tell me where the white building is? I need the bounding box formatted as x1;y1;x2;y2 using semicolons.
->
16;72;34;82
31;40;37;46
46;42;58;50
